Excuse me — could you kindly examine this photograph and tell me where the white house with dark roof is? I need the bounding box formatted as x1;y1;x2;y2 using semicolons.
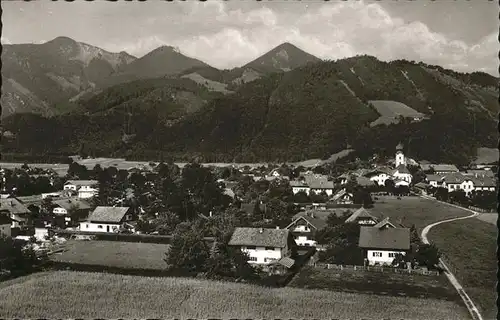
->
228;227;296;265
52;198;92;226
330;189;354;205
358;225;410;266
79;206;131;233
63;180;99;199
364;168;392;186
285;211;330;247
289;180;311;195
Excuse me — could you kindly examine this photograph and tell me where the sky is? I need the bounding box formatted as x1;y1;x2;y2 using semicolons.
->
2;0;498;76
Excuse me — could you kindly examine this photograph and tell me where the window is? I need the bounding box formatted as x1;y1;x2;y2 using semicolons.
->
388;252;395;258
265;246;274;251
97;225;103;229
249;257;257;261
247;246;256;250
372;252;382;257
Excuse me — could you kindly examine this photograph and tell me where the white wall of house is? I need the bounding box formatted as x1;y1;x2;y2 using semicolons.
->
460;180;475;195
369;173;390;186
428;180;439;187
241;246;285;264
292;186;311;194
64;184;78;191
53;207;68;215
34;228;49;241
393;172;412;184
474;186;495;192
358;219;377;226
79;222;121;233
78;186;98;199
395;180;410;187
0;224;11;238
309;188;334;196
294;235;316;247
293;225;312;232
366;249;406;266
10;213;27;229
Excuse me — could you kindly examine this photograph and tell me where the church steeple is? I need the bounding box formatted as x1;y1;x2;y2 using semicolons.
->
395;143;406;167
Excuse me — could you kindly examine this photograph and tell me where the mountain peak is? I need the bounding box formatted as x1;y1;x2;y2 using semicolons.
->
243;42;321;74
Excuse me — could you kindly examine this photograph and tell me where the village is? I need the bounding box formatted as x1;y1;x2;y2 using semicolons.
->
0;143;496;311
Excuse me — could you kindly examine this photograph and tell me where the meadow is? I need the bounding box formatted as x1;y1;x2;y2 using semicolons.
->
475;213;496;225
368;100;425;126
50;240;170;270
428;218;497;320
370;196;470;231
288;266;460;302
0;271;471;319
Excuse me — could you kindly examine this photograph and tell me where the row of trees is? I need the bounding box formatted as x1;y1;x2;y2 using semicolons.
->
432;187;496;211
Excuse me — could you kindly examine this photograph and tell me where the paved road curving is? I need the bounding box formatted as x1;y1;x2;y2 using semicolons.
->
420;196;484;320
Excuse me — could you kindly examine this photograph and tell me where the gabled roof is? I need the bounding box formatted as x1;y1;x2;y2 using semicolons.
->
358;226;410;250
290;180;309;187
394;164;411;175
277;257;295;268
442;172;468;184
53;198;91;211
65;180;98;186
373;217;397;229
425;174;445;182
331;189;353;202
286;215;327;231
356;176;375;187
0;198;31;215
471;177;497;187
228;227;290;248
431;164;459;172
87;206;130;223
309;180;334;189
345;208;379;223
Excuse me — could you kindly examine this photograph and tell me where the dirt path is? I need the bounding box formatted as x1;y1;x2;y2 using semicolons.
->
420;196;483;320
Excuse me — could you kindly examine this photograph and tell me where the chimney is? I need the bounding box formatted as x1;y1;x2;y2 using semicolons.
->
259;228;264;234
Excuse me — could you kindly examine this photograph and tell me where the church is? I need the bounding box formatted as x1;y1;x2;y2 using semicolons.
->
392;143;413;185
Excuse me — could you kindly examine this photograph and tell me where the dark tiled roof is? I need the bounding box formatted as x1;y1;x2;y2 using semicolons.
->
286;215;327;231
394;164;411;175
358;226;410;250
53;198;91;211
373;217;398;229
87;206;130;223
228;227;290;248
345;208;379;223
0;198;31;215
431;164;459;172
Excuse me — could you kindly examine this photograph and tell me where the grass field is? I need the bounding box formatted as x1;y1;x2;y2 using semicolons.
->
476;213;497;225
371;196;470;231
368;100;425;126
50;240;170;270
0;271;471;319
428;218;497;320
289;266;460;302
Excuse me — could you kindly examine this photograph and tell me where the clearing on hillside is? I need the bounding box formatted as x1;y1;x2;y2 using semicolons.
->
473;147;499;165
368;100;427;127
50;240;170;270
0;271;470;319
181;72;233;94
428;218;497;320
370;196;470;231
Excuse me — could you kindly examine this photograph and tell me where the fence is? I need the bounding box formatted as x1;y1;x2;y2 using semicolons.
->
313;263;440;276
468;206;495;213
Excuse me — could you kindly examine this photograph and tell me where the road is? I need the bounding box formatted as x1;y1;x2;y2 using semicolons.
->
420;195;484;320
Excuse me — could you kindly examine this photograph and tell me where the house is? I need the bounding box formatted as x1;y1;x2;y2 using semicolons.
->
52;198;92;226
290;180;311;195
358;225;410;266
471;177;496;192
364;169;392;186
392;164;412;184
79;206;132;233
429;164;460;174
330;189;354;205
414;182;429;194
337;173;349;185
228;227;296;265
0;211;12;238
285;211;328;247
63;180;99;199
344;207;380;226
308;180;335;196
0;198;31;229
425;174;445;187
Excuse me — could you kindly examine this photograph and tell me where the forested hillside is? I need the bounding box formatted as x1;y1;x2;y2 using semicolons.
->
2;56;497;165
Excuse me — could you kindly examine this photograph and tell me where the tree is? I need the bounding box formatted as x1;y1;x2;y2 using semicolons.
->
164;224;210;272
384;179;395;194
409;224;420;245
0;236;44;278
415;243;441;269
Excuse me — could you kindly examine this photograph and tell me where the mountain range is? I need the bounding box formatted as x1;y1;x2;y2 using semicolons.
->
1;37;498;165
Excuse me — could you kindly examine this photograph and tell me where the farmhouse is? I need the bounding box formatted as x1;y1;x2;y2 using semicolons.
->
79;206;132;233
63;180;99;199
290;180;311;195
0;198;31;229
228;227;296;265
285;211;328;247
358;225;410;266
471;177;496;192
364;168;392;186
344;207;380;226
425;174;445;187
52;198;92;226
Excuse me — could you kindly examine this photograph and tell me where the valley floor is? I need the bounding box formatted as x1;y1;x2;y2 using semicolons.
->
0;271;470;319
